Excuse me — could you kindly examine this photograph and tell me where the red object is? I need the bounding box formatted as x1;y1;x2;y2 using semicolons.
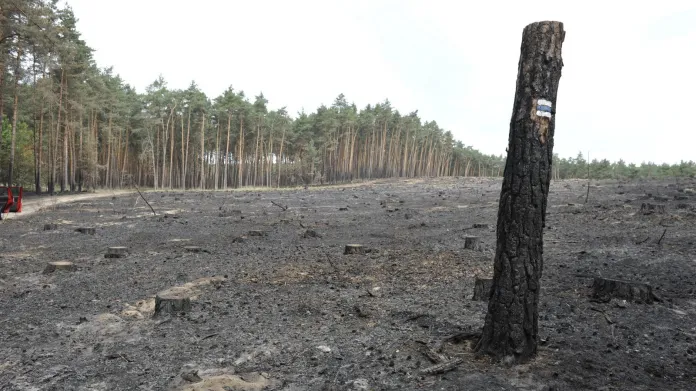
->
0;186;22;213
10;187;22;212
0;187;13;213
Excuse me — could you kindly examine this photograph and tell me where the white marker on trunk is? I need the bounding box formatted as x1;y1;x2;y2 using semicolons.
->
536;98;552;118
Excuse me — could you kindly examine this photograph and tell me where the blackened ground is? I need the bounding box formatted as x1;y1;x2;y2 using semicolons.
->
0;177;695;390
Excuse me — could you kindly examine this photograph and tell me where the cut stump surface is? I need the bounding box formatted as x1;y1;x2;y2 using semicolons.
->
154;288;192;317
43;261;76;274
344;244;365;255
105;246;128;258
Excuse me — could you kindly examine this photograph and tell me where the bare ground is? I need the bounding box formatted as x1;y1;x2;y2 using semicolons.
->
0;177;695;390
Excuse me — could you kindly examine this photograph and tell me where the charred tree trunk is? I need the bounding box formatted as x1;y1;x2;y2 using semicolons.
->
476;21;565;362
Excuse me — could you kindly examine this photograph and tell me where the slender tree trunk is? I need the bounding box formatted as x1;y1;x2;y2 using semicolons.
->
223;113;231;189
277;124;286;188
78;111;84;190
214;122;220;190
253;122;260;187
36;97;44;193
184;109;191;188
106;111;112;189
8;43;21;186
237;116;244;188
180;110;186;188
69;107;76;191
476;21;565;362
169;107;175;188
199;112;205;189
122;126;129;186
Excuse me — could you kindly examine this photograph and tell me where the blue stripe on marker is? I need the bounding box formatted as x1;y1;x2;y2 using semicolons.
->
536;105;552;112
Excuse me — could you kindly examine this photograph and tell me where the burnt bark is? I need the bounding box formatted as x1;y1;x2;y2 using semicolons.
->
472;278;493;301
344;244;365;255
476;21;565;362
464;236;482;251
591;277;658;304
154;292;191;317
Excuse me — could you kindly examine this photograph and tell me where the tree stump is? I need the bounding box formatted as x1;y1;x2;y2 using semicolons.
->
75;227;96;235
184;246;203;253
464;236;482;251
472;223;490;229
641;203;665;215
344;244;365;255
44;223;58;231
472;278;493;301
302;229;322;238
591;277;658;304
105;247;128;259
154;288;192;317
43;261;75;274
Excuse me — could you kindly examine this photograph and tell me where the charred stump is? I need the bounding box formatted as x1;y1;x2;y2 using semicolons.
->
464;236;482;251
43;261;75;274
75;227;96;235
476;21;565;362
472;278;493;301
105;247;128;259
591;277;658;304
344;244;365;255
184;246;203;253
302;229;322;238
154;289;192;317
641;203;665;215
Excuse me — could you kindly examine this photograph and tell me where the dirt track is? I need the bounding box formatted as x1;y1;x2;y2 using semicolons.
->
1;177;695;390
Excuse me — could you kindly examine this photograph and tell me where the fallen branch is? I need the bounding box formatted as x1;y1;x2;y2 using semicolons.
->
135;185;156;216
657;228;667;246
420;357;464;375
423;348;447;364
271;200;288;211
590;307;614;324
443;331;482;344
635;236;650;245
584;151;591;204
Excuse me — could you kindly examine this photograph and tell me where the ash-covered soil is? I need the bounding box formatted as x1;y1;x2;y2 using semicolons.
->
1;177;695;391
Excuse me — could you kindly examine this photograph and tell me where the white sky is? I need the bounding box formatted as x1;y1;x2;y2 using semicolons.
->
64;0;696;165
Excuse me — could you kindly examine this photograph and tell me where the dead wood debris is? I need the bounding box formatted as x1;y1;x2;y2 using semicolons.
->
271;200;288;211
420;357;464;375
657;228;667;246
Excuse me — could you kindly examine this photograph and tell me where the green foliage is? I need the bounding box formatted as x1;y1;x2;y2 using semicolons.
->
0;119;34;186
1;2;692;190
553;152;696;180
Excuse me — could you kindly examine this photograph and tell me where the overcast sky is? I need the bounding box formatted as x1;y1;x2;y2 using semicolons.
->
63;0;695;165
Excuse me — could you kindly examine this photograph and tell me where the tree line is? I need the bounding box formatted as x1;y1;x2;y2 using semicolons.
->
0;1;692;194
552;153;696;181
